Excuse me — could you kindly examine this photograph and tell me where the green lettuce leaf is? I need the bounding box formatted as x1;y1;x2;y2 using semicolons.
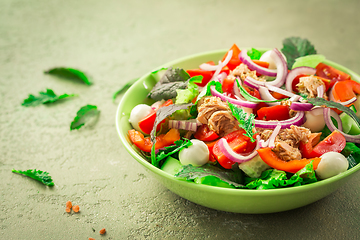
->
22;89;77;107
45;67;92;85
247;48;262;60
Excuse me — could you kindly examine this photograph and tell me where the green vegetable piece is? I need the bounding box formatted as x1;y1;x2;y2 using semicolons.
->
194;176;236;189
150;103;194;167
236;79;288;103
340;112;360;135
228;102;257;142
112;78;139;103
307;97;360;128
147;67;190;101
45;67;92;85
341;142;360;169
247;48;262;60
12;169;54;186
155;139;193;166
161;156;186;178
281;37;317;69
175;164;245;188
70;105;100;130
175;76;202;104
22;89;77;107
292;54;326;69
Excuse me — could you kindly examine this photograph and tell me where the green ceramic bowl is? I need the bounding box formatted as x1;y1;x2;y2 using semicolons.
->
116;49;360;214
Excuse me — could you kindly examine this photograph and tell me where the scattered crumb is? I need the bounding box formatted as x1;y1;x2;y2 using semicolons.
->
99;228;106;235
89;238;96;240
65;207;71;213
72;205;80;213
66;201;72;209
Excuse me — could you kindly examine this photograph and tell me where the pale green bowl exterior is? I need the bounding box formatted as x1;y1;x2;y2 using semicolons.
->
116;49;360;214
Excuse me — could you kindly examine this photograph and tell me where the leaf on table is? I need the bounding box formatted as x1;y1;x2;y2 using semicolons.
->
21;89;77;107
281;37;317;69
12;169;54;186
44;67;92;85
70;105;100;130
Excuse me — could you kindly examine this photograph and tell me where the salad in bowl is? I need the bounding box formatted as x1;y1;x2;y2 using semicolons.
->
117;37;360;213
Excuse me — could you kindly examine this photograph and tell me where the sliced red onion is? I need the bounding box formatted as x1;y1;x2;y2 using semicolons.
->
329;82;337;102
233;77;245;100
317;85;325;98
217;135;261;163
339;97;357;106
210;50;233;81
323;108;360;143
289;95;301;102
285;67;316;92
254;111;305;129
323;108;343;132
199;63;218;71
168;119;200;131
210;85;258;109
258;123;281;148
290;102;314;111
217;72;227;83
243;76;264;89
239;49;287;88
258;87;280;106
266;85;296;98
239;50;277;77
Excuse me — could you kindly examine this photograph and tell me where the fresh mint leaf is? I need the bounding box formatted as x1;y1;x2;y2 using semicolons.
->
112;78;139;103
45;67;92;85
175;164;245;188
70;105;100;130
22;89;77;107
247;48;262;60
281;37;317;69
307;97;360;128
228;102;257;142
12;169;54;186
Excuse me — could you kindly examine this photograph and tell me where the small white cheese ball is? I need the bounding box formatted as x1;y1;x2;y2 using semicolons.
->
179;139;209;166
315;152;349;180
129;104;153;133
260;50;287;69
302;110;326;132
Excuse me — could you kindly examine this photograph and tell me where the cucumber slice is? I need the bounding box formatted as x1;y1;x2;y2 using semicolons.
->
292;54;326;69
239;155;271;178
194;176;235;189
161;156;183;176
340;112;360;135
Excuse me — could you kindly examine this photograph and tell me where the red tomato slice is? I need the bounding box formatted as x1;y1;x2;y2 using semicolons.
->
194;125;219;142
256;105;290;121
316;62;351;88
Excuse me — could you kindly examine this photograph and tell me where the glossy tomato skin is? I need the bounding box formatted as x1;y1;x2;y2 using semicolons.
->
316;62;351;88
194;125;219;142
256;105;290;121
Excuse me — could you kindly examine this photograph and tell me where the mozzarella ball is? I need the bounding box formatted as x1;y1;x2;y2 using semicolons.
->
129;104;153;132
260;50;287;69
302;110;326;132
315;152;349;180
179;139;209;166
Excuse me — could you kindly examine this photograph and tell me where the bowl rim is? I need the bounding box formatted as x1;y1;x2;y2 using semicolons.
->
116;48;360;196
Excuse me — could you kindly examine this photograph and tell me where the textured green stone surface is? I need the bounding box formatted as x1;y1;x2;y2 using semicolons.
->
1;0;360;239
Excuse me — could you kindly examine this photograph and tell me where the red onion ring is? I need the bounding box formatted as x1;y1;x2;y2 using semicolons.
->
217;135;261;163
168;119;201;131
258;87;280;106
266;85;296;98
211;50;233;81
254;111;305;129
290;102;314;111
323;108;343;132
239;49;287;88
210;85;258;109
285;67;316;92
243;77;262;89
317;85;325;98
259;123;281;148
239;50;277;77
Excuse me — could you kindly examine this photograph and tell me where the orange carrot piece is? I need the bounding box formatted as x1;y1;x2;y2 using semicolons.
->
72;205;80;213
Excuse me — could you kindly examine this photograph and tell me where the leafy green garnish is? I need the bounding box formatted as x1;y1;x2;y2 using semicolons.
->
148;67;190;101
70;105;100;130
228;102;257;142
175;76;202;104
205;80;223;96
112;78;139;103
150;103;194;166
307;97;360;128
22;89;77;107
12;169;54;186
245;161;317;189
45;67;92;85
341;142;360;169
175;164;245;188
236;79;288;103
281;37;317;69
247;48;262;60
155;139;193;167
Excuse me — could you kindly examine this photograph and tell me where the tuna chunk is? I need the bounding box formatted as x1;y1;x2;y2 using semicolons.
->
197;96;229;125
227;63;267;83
296;75;325;98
